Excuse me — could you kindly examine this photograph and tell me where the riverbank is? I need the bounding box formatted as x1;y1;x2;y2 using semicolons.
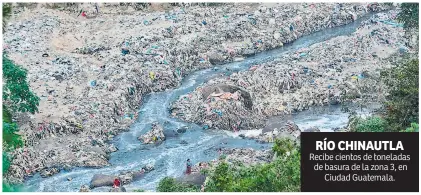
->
170;10;409;132
3;3;391;184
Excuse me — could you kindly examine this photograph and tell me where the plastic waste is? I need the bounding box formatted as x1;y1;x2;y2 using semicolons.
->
90;80;97;87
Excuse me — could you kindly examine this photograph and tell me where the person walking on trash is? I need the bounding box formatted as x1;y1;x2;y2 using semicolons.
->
77;9;84;17
113;177;121;188
186;159;192;175
95;3;99;14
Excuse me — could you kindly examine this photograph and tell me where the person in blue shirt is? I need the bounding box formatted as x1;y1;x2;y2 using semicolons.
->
186;159;192;175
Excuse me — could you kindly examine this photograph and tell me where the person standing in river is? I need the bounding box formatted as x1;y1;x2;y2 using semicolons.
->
113;177;121;188
186;159;192;175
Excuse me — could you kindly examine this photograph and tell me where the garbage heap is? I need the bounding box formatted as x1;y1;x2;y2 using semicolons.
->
171;10;409;131
117;164;155;185
218;148;273;165
2;3;391;183
194;148;273;172
138;122;166;144
241;120;302;143
79;185;90;192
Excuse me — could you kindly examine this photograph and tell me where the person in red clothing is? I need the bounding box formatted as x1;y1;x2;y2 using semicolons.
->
186;159;192;175
113;177;121;188
81;11;87;17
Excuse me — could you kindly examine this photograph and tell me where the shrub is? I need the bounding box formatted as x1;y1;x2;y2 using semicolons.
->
205;138;300;192
353;116;386;132
156;177;199;192
400;123;419;132
272;137;296;156
154;138;300;192
3;56;40;114
397;3;419;30
3;122;23;150
381;59;418;131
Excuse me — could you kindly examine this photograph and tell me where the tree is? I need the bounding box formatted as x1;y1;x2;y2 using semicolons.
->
2;56;39;192
156;177;199;192
2;153;11;175
204;138;300;192
400;123;419;132
3;56;40;114
381;59;419;131
272;137;296;156
350;116;386;132
2;152;21;192
154;138;301;192
2;3;12;32
3;122;23;150
397;3;419;30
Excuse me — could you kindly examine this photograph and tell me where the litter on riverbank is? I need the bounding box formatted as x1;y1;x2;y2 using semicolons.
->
3;3;393;183
170;10;408;132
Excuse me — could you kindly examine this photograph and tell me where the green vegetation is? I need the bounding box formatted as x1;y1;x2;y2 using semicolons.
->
272;137;296;156
348;58;419;133
381;59;418;131
2;182;21;192
156;138;300;192
2;152;22;192
157;177;200;192
3;122;23;150
344;3;419;133
3;56;40;114
205;138;300;192
2;3;12;32
397;3;419;30
2;153;11;175
400;123;419;132
2;56;40;192
349;116;386;132
133;189;146;192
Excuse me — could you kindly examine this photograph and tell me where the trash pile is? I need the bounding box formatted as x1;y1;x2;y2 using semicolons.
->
171;84;265;130
118;164;155;185
240;120;301;143
79;185;90;192
2;3;393;183
40;167;60;178
171;10;408;131
218;148;273;165
138;122;165;144
192;148;273;173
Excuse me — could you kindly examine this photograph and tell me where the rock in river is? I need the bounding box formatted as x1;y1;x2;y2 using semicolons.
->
89;174;115;188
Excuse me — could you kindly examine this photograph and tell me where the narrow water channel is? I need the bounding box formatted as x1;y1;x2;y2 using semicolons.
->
23;13;377;192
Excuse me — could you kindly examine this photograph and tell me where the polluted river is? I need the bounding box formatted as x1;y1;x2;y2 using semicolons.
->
23;13;376;192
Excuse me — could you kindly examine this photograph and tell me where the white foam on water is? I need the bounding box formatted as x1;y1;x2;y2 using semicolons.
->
223;129;262;138
295;108;351;131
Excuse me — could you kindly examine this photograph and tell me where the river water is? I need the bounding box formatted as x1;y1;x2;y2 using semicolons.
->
23;13;376;192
